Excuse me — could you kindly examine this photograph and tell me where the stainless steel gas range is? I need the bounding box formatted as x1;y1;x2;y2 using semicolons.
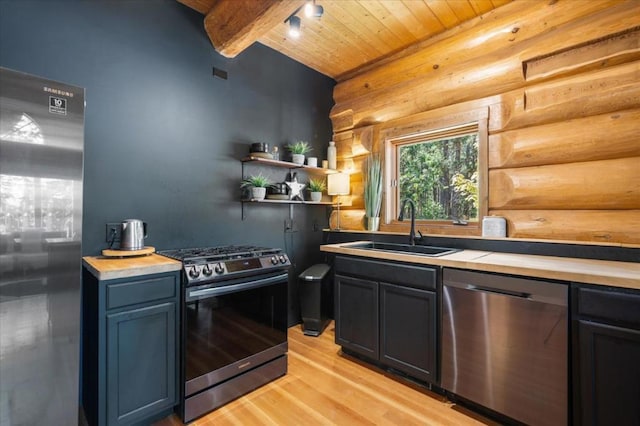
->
158;245;290;423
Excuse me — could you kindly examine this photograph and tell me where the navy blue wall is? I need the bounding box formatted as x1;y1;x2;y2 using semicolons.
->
0;0;336;323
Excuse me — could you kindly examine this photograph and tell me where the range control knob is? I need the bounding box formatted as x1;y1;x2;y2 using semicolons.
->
271;256;279;265
188;266;200;279
279;255;287;264
214;263;224;274
202;264;213;276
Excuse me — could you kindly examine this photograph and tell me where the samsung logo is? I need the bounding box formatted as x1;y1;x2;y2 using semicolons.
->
43;86;74;97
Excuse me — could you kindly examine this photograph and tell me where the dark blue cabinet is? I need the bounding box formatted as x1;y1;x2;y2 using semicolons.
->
380;283;436;383
572;284;640;426
106;302;177;425
82;269;180;426
333;255;438;385
335;274;379;358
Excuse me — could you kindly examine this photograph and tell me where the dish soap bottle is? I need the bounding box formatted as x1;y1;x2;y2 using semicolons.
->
327;141;337;170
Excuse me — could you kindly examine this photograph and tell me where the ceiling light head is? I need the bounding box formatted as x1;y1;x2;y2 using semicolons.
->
288;15;301;38
305;1;323;19
312;5;324;19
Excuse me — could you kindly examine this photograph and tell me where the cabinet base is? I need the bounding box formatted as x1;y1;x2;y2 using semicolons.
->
340;346;436;388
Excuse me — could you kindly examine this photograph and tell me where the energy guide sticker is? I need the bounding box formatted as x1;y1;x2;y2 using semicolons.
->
49;96;67;115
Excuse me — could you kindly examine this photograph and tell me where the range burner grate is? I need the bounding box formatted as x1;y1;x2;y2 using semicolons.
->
158;245;282;263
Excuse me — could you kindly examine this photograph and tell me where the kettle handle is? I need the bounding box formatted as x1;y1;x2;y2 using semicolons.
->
143;222;148;238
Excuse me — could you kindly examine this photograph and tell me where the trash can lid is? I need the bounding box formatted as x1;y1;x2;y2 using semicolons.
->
299;263;331;281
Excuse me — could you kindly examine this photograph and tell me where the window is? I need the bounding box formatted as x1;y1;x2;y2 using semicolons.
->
397;130;478;221
383;109;487;229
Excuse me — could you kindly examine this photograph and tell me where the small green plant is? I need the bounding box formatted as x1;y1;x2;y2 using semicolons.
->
308;178;326;192
240;173;272;188
287;141;312;155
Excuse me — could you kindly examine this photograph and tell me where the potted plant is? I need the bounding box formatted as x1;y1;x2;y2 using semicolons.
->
308;177;326;202
287;141;312;165
363;153;383;231
241;173;272;201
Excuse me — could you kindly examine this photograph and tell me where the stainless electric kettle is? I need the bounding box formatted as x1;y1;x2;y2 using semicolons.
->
120;219;147;250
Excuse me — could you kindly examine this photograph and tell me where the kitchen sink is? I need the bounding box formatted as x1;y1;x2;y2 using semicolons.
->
350;242;459;257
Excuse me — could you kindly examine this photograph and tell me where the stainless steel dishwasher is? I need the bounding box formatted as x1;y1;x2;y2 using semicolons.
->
441;268;567;426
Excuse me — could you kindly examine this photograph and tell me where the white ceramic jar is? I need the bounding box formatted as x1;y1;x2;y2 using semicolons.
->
327;141;337;170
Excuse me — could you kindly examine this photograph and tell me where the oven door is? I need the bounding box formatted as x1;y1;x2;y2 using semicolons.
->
183;271;288;397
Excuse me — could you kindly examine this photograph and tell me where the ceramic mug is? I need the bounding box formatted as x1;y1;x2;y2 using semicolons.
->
307;157;318;167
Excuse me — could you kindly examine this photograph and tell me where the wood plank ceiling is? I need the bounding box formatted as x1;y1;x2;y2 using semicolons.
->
178;0;514;81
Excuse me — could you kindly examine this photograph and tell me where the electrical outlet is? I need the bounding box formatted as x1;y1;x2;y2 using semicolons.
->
105;223;121;243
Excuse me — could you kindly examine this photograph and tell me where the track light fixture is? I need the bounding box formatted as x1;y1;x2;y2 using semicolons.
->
288;15;301;38
285;1;323;39
304;0;324;19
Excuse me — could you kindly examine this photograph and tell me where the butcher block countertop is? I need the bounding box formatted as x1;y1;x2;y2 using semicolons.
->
321;241;640;290
83;254;181;281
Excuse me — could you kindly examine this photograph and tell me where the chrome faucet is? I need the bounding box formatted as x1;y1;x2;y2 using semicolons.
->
398;198;421;245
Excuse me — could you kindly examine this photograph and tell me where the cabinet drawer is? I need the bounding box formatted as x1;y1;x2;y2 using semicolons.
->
335;256;437;290
575;285;640;327
106;274;178;310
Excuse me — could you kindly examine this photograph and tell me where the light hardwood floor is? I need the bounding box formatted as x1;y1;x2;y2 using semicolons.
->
155;322;496;426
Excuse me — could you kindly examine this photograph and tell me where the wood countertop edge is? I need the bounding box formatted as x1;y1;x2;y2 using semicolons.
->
320;242;640;290
83;254;182;281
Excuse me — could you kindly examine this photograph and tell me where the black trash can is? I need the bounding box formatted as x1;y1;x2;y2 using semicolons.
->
298;263;331;337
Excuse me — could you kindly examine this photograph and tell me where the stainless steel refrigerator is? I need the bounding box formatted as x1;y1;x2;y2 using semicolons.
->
0;67;84;426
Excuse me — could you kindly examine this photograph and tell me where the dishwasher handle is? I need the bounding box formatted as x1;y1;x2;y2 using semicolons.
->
467;284;531;299
443;268;568;306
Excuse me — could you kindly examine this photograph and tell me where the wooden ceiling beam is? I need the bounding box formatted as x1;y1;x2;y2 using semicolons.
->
203;0;305;58
177;0;217;15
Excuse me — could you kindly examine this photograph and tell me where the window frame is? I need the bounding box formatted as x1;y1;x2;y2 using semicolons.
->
381;107;488;233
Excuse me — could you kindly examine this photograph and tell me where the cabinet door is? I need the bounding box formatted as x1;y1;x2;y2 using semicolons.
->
106;301;177;426
380;283;436;383
576;320;640;426
335;274;379;359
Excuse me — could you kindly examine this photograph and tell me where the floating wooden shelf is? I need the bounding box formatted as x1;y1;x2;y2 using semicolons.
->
242;156;338;175
242;198;333;205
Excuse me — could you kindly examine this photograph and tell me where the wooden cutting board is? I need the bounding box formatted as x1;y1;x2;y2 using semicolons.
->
101;246;156;257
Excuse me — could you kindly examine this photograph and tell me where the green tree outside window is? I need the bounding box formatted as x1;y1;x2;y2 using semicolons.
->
398;133;478;221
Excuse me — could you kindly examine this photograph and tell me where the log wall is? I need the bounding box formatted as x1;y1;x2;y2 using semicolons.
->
329;0;640;245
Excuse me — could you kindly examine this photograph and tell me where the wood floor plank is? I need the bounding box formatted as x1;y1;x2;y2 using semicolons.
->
276;374;374;424
288;331;461;422
288;350;436;424
154;322;494;426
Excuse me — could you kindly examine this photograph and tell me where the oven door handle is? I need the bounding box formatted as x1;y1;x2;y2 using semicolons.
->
187;272;289;300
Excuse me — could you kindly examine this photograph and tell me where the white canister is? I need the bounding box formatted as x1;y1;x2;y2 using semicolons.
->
482;216;507;237
307;157;318;167
327;141;337;170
